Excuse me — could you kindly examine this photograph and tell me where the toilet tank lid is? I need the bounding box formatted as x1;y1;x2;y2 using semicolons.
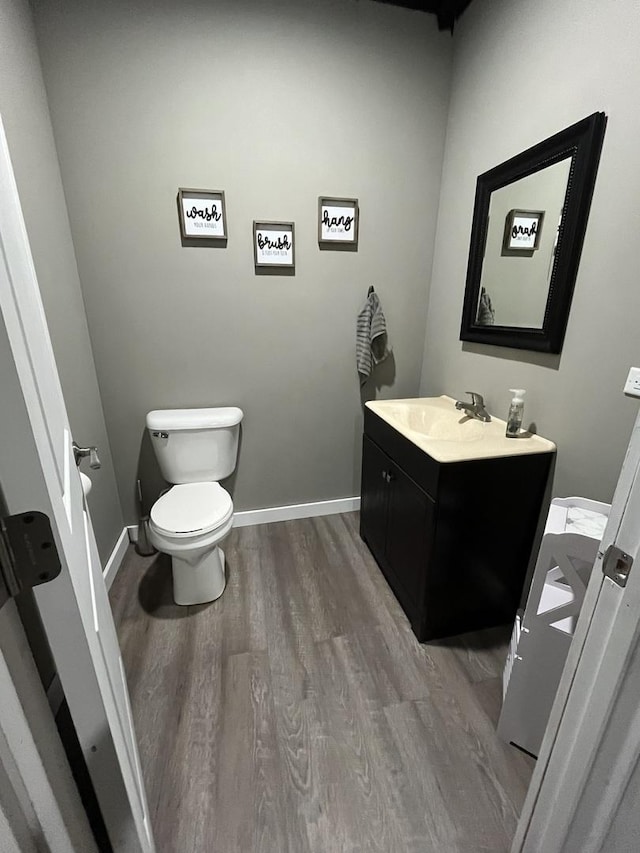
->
146;407;243;431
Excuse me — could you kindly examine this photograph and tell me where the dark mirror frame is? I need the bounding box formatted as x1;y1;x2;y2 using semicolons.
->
460;112;607;354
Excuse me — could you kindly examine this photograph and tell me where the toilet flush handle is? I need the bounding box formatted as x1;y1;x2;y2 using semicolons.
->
152;431;169;439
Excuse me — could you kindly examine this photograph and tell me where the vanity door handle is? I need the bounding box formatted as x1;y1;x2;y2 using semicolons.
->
381;470;395;484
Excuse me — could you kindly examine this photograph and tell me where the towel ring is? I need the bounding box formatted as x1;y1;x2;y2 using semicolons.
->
368;285;375;296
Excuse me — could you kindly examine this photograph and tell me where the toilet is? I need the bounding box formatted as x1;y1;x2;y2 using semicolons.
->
146;406;243;605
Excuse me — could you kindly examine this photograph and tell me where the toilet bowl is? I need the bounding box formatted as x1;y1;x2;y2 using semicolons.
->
148;482;234;605
145;406;243;606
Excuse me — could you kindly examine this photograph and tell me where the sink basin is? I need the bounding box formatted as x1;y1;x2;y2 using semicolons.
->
366;395;555;463
379;400;486;442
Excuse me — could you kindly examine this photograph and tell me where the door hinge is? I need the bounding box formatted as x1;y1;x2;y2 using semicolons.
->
602;544;633;589
0;512;62;611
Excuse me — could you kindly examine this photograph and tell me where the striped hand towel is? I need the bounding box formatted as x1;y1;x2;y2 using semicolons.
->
356;290;390;386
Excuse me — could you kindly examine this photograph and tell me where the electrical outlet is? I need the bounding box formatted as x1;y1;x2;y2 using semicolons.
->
624;367;640;398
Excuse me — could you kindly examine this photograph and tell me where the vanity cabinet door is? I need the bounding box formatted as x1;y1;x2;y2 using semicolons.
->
360;435;390;563
385;465;435;614
361;434;436;629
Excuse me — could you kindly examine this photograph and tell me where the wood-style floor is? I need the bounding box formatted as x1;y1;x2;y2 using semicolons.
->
109;512;534;853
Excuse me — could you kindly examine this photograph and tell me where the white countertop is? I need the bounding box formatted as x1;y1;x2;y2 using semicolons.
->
366;395;556;463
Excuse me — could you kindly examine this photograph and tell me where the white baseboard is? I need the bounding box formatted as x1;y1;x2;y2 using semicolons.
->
233;496;361;528
126;497;361;539
103;527;130;590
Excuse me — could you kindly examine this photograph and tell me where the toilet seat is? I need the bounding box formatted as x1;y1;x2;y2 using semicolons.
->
150;482;233;537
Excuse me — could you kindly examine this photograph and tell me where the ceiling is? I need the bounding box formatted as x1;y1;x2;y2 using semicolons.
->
372;0;474;31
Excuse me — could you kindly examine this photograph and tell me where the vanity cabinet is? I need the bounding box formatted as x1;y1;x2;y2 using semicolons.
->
361;435;435;623
360;407;554;642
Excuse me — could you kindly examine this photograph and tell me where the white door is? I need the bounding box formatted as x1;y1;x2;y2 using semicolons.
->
0;117;154;852
515;405;640;852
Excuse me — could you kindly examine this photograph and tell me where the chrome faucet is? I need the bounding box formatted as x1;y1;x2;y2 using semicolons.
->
455;392;491;423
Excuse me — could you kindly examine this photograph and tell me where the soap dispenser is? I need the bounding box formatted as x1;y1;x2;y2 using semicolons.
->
506;389;526;438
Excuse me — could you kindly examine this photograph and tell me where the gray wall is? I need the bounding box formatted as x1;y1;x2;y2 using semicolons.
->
32;0;452;522
420;0;640;503
0;0;123;562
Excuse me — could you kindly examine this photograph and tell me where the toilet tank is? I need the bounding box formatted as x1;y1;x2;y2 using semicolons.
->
146;407;243;484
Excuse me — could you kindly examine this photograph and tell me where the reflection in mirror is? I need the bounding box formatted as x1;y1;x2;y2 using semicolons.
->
476;157;572;329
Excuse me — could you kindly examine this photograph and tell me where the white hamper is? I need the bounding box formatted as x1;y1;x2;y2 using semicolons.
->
497;496;610;756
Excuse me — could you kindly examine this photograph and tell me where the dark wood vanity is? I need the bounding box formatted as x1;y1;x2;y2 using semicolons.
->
360;403;555;642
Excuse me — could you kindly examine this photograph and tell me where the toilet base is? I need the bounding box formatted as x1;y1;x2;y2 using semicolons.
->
171;545;226;605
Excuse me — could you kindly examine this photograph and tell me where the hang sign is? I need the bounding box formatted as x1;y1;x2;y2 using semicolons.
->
318;197;359;246
321;207;355;236
504;209;544;252
511;217;538;244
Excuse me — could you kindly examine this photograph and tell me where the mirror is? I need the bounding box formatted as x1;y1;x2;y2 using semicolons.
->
460;112;606;353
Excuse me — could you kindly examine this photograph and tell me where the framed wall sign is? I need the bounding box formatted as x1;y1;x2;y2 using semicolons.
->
503;209;544;252
318;197;359;247
253;221;295;268
177;188;227;241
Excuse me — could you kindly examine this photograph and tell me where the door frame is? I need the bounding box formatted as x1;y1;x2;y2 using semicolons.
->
514;410;640;851
0;596;97;852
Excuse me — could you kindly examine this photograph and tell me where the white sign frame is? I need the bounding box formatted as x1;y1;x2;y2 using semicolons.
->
253;221;295;268
318;196;359;247
178;188;228;241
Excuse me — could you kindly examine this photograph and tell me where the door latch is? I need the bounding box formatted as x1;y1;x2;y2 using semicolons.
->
602;544;633;588
0;512;62;611
72;441;101;470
